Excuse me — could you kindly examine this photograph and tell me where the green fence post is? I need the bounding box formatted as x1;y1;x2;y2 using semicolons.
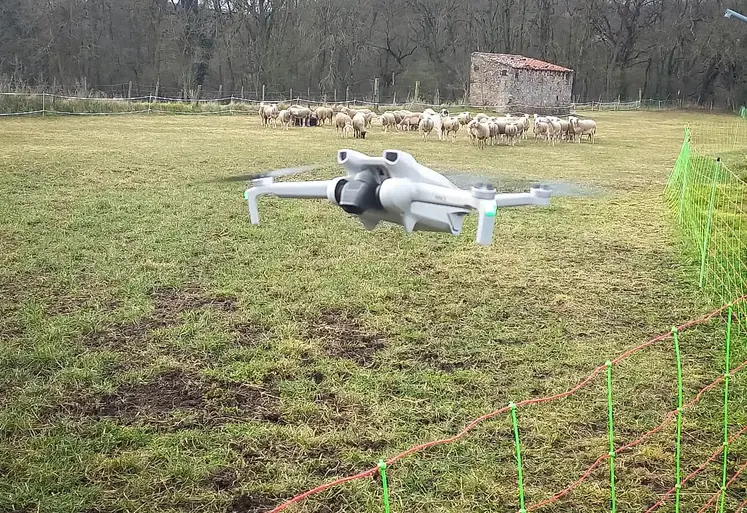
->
510;403;526;513
699;157;721;288
718;307;733;513
378;460;391;513
672;328;684;513
605;361;617;513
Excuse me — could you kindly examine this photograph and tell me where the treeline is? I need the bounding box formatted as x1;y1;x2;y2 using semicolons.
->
1;0;746;107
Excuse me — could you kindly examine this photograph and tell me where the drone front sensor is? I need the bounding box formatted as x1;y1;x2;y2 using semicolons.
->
242;149;551;245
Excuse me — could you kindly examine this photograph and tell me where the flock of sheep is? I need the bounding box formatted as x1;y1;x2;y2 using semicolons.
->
258;103;597;148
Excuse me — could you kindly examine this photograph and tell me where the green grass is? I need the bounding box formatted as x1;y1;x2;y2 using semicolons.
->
1;111;746;513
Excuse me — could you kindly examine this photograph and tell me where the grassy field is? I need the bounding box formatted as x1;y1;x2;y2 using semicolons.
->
1;111;745;513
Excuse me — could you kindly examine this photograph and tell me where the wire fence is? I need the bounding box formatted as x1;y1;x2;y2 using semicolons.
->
0;91;738;118
254;300;745;513
666;119;747;334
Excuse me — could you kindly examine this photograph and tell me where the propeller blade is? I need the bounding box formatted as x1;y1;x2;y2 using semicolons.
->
441;171;601;198
211;164;323;183
502;178;602;198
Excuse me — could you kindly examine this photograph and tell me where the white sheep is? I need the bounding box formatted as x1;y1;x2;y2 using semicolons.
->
534;120;550;141
419;116;435;141
392;110;410;126
457;112;472;126
547;118;562;145
289;105;312;126
428;113;444;141
569;117;597;143
277;109;291;130
469;121;491;149
335;112;353;137
352;112;367;138
505;123;519;146
315;106;334;126
361;109;375;128
260;104;278;127
520;114;531;138
380;112;397;132
442;117;461;142
400;113;421;131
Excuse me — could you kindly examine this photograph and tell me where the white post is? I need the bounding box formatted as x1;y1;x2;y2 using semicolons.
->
42;91;45;116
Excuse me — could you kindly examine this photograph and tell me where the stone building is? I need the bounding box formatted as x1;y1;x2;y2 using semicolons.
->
468;52;573;112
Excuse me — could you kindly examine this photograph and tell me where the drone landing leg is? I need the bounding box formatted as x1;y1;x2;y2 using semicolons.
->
244;180;334;224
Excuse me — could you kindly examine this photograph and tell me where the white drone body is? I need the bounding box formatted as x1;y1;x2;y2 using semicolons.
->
243;149;551;245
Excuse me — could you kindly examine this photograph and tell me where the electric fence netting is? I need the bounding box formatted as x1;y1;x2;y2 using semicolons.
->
666;116;747;334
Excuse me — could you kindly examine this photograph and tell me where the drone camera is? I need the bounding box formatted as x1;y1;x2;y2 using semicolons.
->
335;172;382;215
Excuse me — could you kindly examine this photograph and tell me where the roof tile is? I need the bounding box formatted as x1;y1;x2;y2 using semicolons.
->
473;52;572;72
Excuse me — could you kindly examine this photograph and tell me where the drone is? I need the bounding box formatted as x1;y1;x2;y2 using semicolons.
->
223;149;552;245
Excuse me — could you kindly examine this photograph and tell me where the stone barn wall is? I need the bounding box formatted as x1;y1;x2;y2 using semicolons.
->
468;52;574;113
509;68;573;109
468;53;512;107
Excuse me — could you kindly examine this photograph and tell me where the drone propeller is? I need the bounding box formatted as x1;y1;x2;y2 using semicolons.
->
211;164;323;183
443;172;601;198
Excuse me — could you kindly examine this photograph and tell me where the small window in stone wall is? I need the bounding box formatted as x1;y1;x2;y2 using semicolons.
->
501;69;508;76
515;71;519;79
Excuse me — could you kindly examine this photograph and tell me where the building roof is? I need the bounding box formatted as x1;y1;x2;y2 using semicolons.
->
472;52;572;73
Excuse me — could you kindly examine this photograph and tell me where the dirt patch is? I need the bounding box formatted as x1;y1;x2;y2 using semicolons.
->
230;494;279;513
151;286;237;315
209;467;240;491
414;347;470;372
308;309;386;367
51;368;282;429
83;285;242;351
311;388;370;425
232;321;267;346
97;369;205;419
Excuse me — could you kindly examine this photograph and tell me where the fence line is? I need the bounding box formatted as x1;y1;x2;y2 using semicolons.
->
0;91;737;118
264;297;745;513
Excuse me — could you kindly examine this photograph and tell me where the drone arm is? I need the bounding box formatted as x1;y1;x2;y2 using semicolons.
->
495;189;551;208
725;9;747;22
244;180;335;224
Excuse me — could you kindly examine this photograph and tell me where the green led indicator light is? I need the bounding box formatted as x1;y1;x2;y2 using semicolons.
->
485;207;497;217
